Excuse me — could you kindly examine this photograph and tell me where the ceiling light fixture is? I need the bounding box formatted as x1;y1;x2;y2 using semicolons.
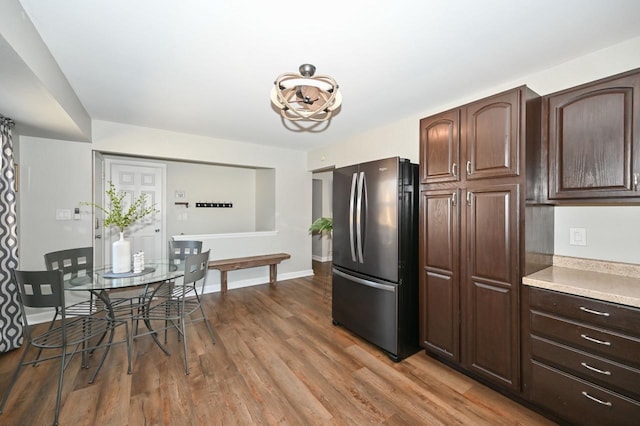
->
271;64;342;122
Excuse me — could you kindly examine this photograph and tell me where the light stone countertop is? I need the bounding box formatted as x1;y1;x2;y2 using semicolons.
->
522;256;640;308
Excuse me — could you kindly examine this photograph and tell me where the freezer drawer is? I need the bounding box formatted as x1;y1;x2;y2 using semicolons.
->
332;268;399;357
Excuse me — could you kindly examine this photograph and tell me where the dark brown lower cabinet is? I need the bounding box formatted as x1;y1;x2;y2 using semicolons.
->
420;184;521;391
419;189;460;362
522;286;640;425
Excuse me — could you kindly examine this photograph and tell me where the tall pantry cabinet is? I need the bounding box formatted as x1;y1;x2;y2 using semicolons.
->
418;86;553;392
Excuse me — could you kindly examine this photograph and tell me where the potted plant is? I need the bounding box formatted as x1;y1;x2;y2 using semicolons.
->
308;216;333;235
83;181;157;273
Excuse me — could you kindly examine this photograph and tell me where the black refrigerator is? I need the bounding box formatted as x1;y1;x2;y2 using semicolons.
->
332;156;419;361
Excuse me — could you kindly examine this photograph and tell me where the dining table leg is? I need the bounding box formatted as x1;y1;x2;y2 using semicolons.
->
138;283;172;356
88;290;118;382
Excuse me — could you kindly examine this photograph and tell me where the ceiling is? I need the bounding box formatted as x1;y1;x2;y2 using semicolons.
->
5;0;640;151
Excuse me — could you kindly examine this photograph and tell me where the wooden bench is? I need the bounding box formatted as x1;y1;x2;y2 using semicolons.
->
208;253;291;294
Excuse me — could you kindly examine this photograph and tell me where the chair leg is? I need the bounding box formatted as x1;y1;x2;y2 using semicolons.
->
198;302;216;343
164;301;170;344
53;348;66;426
34;310;60;365
128;318;135;374
124;322;132;375
0;343;31;414
63;343;82;372
181;315;190;375
88;323;115;384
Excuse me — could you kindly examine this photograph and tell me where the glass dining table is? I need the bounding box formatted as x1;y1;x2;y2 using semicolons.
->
64;260;185;355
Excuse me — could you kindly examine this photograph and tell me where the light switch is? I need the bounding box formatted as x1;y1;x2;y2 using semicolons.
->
569;227;587;246
56;209;72;221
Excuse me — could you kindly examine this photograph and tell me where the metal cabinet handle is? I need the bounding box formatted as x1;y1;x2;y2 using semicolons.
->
466;191;472;206
581;334;611;346
580;362;611;376
349;173;357;262
581;391;612;407
580;306;610;317
451;162;457;177
451;192;457;206
466;160;472;176
356;171;365;264
634;172;639;191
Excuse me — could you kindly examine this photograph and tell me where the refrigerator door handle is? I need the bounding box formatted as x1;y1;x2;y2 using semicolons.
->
333;268;396;292
356;171;365;263
349;172;358;262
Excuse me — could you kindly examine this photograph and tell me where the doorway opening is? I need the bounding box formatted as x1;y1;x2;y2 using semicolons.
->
311;169;333;278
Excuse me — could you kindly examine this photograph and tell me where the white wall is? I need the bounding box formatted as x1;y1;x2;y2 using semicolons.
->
307;36;640;265
554;206;640;265
17;121;313;287
255;168;275;231
165;160;257;235
17;137;93;270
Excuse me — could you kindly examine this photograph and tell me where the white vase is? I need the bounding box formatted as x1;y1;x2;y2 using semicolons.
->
112;231;131;273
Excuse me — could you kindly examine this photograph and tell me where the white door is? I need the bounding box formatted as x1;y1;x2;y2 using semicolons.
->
104;158;166;264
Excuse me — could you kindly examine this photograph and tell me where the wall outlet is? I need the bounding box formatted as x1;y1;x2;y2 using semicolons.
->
569;227;587;246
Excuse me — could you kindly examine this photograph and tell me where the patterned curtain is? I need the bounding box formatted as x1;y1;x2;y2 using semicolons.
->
0;116;20;352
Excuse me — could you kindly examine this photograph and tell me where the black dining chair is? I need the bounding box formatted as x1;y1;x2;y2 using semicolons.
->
45;246;137;315
168;240;203;265
132;250;215;374
0;269;132;426
44;246;98;315
42;247;136;364
157;240;203;341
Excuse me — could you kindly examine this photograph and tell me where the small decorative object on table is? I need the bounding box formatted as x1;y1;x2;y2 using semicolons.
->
133;251;145;273
82;181;157;273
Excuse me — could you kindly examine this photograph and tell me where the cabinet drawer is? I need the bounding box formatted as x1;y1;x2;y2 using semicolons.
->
530;361;640;426
530;310;640;367
529;287;640;335
530;335;640;400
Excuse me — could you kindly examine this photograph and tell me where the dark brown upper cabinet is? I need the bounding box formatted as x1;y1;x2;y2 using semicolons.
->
465;90;521;181
420;88;532;185
546;68;640;201
419;109;460;184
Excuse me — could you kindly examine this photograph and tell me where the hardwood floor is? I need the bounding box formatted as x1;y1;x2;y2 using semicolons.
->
0;264;555;425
